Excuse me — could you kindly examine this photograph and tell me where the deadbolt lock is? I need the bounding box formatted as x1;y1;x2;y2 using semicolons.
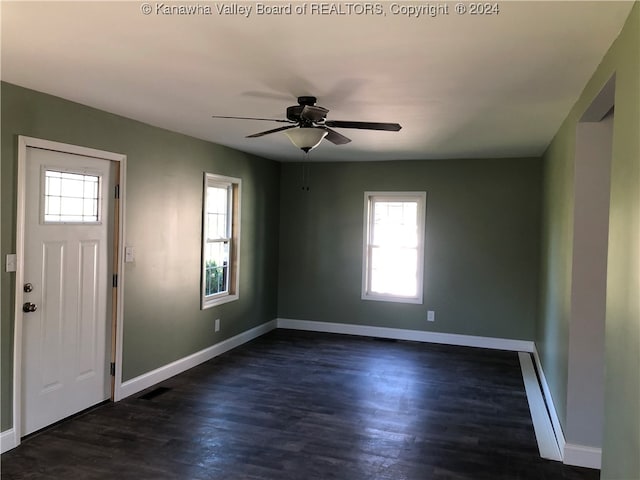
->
24;283;34;293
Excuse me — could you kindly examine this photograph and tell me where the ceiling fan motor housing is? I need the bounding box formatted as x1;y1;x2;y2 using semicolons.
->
297;96;317;106
286;105;305;122
286;96;319;123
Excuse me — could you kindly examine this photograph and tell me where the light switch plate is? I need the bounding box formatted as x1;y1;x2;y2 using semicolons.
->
125;247;135;263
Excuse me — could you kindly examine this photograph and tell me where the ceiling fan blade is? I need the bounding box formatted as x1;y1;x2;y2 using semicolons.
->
323;128;351;145
301;105;329;122
212;115;291;123
324;120;402;131
246;124;298;138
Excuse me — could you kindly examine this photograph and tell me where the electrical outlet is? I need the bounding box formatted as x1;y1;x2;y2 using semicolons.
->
427;310;435;322
215;318;220;332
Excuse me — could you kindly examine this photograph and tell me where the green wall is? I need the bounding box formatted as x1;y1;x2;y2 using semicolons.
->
601;5;639;477
537;125;575;433
278;158;542;340
0;82;281;431
538;4;639;478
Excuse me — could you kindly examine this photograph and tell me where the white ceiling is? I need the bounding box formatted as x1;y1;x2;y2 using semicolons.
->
1;1;634;162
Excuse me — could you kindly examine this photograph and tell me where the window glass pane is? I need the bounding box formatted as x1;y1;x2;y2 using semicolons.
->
44;170;100;223
86;177;99;198
62;177;86;198
372;201;417;247
206;186;229;239
45;196;60;215
60;196;84;216
370;246;418;296
46;175;61;197
207;212;228;239
83;199;98;217
205;241;229;296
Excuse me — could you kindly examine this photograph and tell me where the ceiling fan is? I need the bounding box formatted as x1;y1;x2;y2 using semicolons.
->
212;96;402;152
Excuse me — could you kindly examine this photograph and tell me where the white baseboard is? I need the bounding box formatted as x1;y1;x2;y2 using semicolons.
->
564;444;602;470
117;319;277;400
1;428;18;454
276;318;535;353
518;352;562;461
532;346;566;456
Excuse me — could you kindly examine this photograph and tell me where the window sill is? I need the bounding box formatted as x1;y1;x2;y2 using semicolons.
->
202;293;239;310
361;293;423;305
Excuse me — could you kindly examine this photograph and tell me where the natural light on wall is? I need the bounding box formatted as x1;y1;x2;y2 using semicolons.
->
362;192;426;304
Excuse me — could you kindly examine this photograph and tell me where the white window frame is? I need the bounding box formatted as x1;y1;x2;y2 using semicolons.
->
201;173;241;309
362;191;426;304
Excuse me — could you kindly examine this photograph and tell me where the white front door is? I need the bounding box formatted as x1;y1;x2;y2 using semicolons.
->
22;146;114;435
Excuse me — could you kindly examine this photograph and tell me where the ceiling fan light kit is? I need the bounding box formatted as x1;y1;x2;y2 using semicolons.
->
212;96;402;153
285;127;328;153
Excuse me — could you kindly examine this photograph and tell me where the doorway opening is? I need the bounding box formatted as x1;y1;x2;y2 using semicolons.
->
564;74;615;469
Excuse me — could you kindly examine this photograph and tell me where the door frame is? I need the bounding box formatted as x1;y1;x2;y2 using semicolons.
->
12;136;127;446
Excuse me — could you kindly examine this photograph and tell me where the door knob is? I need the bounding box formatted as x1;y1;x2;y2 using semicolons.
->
23;302;37;313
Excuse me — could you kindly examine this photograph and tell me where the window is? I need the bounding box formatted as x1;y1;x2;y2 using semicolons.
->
201;173;241;309
362;192;426;304
42;169;101;223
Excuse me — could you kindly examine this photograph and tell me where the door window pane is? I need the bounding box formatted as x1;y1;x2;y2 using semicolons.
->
44;170;101;223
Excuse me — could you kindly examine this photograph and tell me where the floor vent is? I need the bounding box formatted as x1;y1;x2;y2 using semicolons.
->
138;386;171;400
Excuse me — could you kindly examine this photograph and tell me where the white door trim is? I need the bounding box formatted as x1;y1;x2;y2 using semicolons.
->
11;136;127;449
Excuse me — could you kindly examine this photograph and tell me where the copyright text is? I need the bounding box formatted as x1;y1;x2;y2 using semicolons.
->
139;2;501;17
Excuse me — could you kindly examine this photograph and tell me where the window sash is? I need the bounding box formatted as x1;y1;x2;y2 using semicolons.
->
362;192;426;304
204;239;230;297
206;182;231;240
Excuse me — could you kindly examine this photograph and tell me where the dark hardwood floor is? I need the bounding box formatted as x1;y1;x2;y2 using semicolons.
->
2;329;600;480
